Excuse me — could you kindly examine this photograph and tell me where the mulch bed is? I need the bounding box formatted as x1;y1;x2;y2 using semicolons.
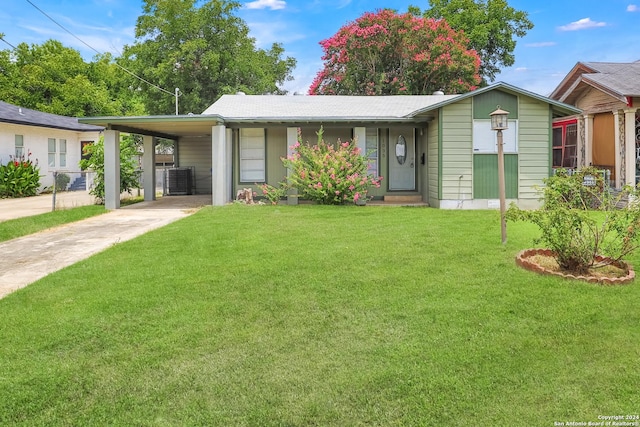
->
515;248;635;285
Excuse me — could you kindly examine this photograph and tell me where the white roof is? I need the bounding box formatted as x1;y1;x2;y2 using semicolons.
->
202;94;459;122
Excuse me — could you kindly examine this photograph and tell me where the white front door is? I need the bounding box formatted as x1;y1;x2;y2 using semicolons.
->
389;129;416;190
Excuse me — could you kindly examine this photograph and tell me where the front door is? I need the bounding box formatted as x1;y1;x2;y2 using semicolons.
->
388;129;416;190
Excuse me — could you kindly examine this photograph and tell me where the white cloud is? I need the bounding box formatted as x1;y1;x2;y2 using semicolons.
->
245;0;286;10
515;67;528;72
558;18;606;31
525;41;557;47
627;4;639;11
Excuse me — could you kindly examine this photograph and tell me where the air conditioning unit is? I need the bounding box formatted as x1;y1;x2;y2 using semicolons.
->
166;167;193;195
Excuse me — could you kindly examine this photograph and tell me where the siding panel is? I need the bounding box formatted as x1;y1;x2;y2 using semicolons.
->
179;136;212;194
428;113;440;206
473;154;518;198
518;98;551;201
441;100;473;199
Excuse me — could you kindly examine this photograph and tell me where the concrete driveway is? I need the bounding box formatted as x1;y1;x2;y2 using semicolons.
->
0;194;212;299
0;190;97;221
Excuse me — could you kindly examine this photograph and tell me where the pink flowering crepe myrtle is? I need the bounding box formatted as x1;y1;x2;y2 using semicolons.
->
309;9;480;96
263;127;383;205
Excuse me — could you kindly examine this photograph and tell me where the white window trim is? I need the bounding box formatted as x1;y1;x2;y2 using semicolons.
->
473;119;518;154
59;139;67;168
366;128;379;176
239;128;266;182
48;138;56;167
15;135;24;158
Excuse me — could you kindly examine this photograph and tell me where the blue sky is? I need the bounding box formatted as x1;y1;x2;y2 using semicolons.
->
2;0;640;98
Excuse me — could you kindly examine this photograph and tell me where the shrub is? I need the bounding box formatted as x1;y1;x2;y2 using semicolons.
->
55;172;70;191
258;182;288;205
506;167;640;274
0;152;40;198
280;127;382;205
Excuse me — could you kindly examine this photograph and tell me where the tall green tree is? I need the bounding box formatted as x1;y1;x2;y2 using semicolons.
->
417;0;533;83
0;40;143;117
309;9;481;95
121;0;296;115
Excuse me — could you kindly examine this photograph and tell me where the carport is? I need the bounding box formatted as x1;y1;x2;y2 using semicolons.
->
79;114;229;210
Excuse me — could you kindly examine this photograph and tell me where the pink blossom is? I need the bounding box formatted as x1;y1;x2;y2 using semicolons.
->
354;192;360;202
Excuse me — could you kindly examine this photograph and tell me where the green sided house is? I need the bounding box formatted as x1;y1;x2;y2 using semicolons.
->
80;82;580;209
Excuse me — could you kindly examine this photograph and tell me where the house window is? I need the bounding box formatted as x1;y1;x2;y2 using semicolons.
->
239;128;265;182
473;120;518;153
366;128;378;176
15;135;24;158
552;122;577;169
48;138;56;167
59;139;67;168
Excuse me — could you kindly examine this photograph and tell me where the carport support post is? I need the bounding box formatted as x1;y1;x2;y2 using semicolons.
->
142;135;156;202
211;124;230;206
104;129;120;210
624;108;637;186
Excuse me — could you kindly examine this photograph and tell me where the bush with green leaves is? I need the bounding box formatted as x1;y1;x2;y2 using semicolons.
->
258;182;288;205
79;135;141;204
0;152;40;198
54;172;70;191
270;127;382;205
506;166;640;274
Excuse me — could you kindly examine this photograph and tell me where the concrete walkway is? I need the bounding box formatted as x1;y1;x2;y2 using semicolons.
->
0;195;211;299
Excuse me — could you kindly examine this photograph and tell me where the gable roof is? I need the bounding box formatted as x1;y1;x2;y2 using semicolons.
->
550;61;640;104
203;93;459;123
203;82;580;124
0;100;104;132
409;81;581;117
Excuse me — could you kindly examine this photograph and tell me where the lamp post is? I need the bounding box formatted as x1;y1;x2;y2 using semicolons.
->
490;106;509;245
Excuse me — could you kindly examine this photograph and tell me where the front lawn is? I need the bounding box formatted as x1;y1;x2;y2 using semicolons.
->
0;205;638;426
0;205;105;243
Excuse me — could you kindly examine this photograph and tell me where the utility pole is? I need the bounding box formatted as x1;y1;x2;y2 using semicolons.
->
175;87;180;115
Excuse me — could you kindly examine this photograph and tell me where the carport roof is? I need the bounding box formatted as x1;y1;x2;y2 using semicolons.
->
79;114;225;139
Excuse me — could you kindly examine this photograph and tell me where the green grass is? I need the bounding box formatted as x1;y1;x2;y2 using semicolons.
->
0;205;106;242
0;205;638;426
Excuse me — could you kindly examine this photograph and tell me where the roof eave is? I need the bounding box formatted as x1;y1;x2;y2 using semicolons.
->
0;118;103;132
408;82;581;117
549;62;598;99
221;116;433;125
79;114;225;126
580;76;629;104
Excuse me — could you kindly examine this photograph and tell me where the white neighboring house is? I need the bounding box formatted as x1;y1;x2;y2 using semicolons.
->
0;100;103;192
